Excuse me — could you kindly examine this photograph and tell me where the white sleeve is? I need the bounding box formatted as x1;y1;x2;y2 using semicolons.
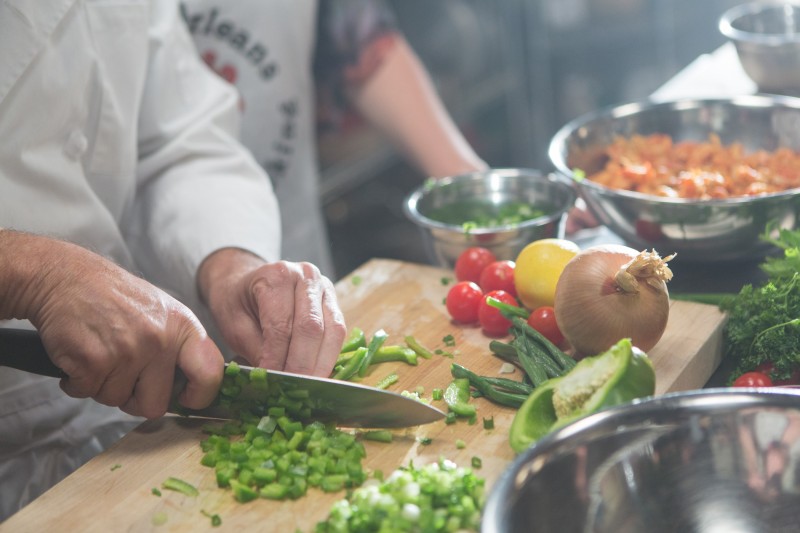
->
125;0;281;312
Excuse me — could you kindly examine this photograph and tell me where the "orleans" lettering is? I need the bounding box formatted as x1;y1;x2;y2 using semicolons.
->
180;4;278;80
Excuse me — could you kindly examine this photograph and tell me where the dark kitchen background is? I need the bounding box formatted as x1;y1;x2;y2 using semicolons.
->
319;0;745;279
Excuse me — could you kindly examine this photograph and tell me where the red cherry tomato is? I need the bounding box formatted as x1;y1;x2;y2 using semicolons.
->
732;372;773;388
479;260;516;296
455;247;497;283
478;290;517;336
526;306;564;346
446;281;483;323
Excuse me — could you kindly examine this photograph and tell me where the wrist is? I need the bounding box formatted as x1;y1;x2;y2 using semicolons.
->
0;230;65;323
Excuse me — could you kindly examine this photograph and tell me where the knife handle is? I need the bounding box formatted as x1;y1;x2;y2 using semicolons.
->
0;328;68;378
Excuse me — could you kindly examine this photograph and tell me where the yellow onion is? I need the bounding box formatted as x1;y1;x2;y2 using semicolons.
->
553;244;674;357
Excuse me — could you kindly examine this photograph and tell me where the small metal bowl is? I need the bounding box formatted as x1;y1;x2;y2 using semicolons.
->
483;388;800;533
403;169;576;268
720;2;800;95
548;96;800;262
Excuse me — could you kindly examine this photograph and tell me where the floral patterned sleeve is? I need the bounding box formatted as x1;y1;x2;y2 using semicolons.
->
314;0;400;91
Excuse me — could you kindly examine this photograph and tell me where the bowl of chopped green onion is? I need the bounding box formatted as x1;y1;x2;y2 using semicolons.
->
404;169;576;267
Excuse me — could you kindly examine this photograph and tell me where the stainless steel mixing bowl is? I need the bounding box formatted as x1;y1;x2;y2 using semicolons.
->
720;2;800;95
483;388;800;533
548;96;800;262
403;169;575;268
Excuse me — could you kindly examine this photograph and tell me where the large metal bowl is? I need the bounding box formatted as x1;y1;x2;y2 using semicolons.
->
483;388;800;533
548;96;800;262
403;169;575;268
720;2;800;95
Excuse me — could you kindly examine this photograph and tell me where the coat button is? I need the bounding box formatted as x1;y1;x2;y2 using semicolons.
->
63;130;89;160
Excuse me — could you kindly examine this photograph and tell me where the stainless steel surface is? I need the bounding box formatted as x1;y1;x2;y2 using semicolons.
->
548;95;800;262
403;169;576;268
483;388;800;533
180;363;446;429
720;2;800;95
0;328;444;429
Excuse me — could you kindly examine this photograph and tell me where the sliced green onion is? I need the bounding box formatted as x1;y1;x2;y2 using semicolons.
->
152;511;168;526
316;459;484;531
201;510;222;527
361;430;393;443
375;372;399;390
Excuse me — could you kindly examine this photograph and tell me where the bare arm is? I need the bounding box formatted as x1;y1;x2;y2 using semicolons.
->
0;229;223;418
348;36;488;178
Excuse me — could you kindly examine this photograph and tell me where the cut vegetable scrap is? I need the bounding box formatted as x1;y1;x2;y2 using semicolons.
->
161;477;199;498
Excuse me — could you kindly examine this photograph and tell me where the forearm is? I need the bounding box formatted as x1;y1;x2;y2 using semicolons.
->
349;37;488;178
0;229;61;323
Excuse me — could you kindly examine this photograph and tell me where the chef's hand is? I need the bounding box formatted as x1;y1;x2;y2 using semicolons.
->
197;248;347;377
0;230;224;419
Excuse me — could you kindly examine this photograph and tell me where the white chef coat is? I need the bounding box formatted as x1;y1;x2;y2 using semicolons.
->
180;0;335;276
0;0;281;519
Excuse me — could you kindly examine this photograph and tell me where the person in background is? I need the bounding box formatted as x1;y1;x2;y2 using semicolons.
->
180;0;489;277
0;0;345;519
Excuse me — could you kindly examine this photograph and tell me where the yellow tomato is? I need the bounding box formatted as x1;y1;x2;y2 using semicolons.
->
514;238;580;309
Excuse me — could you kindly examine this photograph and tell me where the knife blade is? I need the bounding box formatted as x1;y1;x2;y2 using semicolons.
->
0;328;445;428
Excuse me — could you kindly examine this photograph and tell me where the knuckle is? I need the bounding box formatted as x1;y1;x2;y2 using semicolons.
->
264;260;293;280
294;313;324;339
331;320;348;343
299;261;321;278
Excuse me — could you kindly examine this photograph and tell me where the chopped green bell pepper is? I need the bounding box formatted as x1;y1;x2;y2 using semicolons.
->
444;378;477;417
509;338;655;453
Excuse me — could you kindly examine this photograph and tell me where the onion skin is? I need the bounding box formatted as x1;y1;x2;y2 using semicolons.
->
554;244;673;357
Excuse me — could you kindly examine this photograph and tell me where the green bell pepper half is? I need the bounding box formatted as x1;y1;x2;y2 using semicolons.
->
509;338;655;453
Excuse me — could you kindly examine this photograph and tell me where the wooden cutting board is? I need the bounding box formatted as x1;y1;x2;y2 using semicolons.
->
3;259;726;532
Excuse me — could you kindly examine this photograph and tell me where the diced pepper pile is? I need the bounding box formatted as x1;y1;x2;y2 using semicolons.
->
199;362;367;502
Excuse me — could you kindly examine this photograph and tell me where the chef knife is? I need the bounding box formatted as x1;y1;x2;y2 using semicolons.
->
0;328;445;428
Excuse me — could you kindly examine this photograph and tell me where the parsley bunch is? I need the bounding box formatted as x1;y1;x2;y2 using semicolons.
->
723;226;800;382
